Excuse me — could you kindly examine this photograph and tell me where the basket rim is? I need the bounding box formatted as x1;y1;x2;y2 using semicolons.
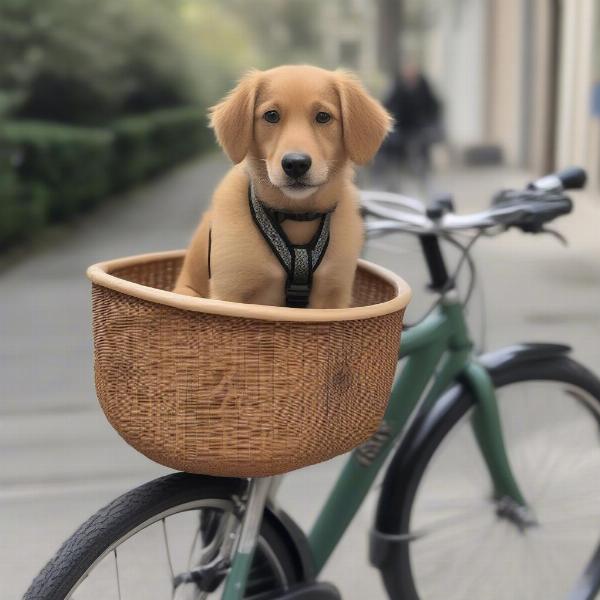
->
87;249;411;322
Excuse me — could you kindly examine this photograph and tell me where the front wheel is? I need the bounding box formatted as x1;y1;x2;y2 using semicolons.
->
378;356;600;600
24;473;300;600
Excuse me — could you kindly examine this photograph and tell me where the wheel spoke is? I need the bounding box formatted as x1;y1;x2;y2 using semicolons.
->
162;518;175;582
186;523;202;572
411;498;491;537
114;549;122;600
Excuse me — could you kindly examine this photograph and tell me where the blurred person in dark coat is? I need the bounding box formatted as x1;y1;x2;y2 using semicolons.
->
380;61;444;181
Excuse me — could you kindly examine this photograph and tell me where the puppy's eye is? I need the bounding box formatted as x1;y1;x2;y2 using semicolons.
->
263;110;280;123
315;111;331;124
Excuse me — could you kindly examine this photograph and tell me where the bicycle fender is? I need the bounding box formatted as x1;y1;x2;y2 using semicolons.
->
477;342;570;371
266;504;317;582
369;342;571;569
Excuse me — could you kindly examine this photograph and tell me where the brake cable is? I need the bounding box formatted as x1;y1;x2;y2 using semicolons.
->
402;229;482;329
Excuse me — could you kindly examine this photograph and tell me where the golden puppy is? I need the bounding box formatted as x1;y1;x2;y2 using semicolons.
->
173;65;391;308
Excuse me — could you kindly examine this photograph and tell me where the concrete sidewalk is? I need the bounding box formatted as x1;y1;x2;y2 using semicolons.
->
1;158;599;599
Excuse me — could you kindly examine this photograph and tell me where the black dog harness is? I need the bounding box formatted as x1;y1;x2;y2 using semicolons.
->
248;185;333;308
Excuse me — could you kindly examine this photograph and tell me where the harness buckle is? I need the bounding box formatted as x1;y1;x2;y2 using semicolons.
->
286;282;311;308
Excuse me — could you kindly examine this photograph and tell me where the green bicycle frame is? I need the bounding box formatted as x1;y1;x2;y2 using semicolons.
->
308;292;527;573
223;292;528;598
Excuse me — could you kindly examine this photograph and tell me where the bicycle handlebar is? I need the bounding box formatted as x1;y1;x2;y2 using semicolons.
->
361;166;587;237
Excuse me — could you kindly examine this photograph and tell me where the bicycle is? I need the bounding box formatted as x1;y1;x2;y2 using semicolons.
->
24;167;600;600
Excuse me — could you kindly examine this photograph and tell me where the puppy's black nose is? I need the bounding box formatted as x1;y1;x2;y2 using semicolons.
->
281;153;312;178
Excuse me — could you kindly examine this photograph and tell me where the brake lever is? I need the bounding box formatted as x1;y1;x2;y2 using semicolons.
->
539;227;568;246
521;223;568;246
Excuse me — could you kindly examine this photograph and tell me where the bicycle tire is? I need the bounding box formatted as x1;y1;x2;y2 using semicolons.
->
377;355;600;600
23;472;300;600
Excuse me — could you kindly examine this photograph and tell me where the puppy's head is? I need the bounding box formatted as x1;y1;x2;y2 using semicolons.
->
210;65;392;204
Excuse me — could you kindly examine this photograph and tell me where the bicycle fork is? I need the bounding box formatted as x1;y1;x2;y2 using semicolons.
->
466;362;537;527
221;477;273;600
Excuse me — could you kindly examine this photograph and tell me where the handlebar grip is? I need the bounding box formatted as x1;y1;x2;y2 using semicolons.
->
555;166;587;190
531;166;587;191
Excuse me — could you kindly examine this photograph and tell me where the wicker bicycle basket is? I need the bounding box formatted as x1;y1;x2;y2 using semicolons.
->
87;250;411;477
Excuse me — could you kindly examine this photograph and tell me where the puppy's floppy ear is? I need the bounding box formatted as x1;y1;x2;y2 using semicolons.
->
335;70;393;165
209;70;261;163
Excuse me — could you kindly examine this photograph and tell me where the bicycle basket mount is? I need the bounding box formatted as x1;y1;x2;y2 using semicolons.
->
87;250;411;477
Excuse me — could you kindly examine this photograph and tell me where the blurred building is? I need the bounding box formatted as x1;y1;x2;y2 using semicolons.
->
320;0;379;87
416;0;600;195
315;1;600;196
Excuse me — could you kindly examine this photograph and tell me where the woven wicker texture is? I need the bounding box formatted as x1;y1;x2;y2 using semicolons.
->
92;255;405;476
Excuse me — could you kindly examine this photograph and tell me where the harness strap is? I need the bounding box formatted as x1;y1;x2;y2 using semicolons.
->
207;226;212;280
262;205;330;223
248;185;332;308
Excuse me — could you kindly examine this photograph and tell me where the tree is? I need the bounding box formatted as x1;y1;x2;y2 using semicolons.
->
0;0;258;124
217;0;323;67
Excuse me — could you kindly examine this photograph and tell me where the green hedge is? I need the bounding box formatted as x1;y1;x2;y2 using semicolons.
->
0;157;48;248
1;121;113;220
0;106;212;247
111;107;211;189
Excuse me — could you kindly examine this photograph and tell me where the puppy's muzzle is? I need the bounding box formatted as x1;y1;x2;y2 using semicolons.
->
281;153;312;179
